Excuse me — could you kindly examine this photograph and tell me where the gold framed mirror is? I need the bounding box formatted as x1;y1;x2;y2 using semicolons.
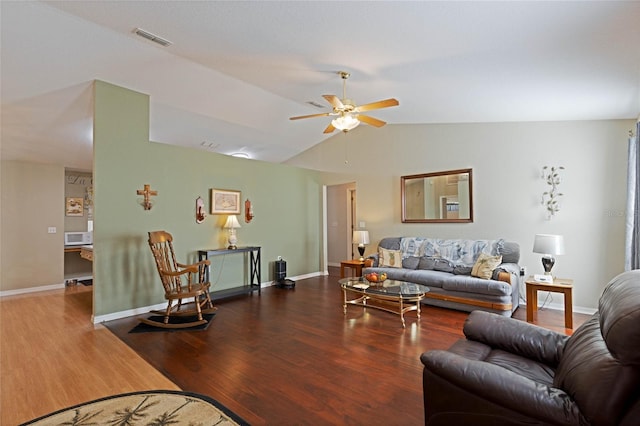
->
401;168;473;223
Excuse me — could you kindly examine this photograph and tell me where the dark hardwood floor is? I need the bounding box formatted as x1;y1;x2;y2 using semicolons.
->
104;269;589;425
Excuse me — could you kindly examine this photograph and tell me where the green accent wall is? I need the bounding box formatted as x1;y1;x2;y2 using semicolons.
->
93;81;322;317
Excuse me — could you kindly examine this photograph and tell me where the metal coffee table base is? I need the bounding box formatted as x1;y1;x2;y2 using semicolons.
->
342;288;425;328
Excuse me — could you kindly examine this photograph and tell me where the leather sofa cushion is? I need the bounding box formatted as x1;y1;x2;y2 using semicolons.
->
553;314;640;426
447;339;556;386
599;270;640;365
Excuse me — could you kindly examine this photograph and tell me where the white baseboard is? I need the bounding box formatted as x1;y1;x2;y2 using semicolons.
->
522;301;597;316
0;282;66;297
93;302;168;324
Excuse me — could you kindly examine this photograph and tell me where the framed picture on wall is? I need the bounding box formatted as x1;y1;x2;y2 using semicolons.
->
210;189;241;214
66;197;84;216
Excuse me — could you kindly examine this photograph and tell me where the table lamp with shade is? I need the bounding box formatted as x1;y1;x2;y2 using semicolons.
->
352;230;370;261
533;234;565;277
224;215;241;249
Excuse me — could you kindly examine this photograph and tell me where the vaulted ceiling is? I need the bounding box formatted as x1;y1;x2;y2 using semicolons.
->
2;1;639;170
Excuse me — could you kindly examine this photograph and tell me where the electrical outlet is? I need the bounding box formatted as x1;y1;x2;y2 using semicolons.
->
48;227;57;234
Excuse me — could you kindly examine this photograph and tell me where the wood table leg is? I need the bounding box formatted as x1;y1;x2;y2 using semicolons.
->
526;283;536;323
340;264;346;278
564;288;573;329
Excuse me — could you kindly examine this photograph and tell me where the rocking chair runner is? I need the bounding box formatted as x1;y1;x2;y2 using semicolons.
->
143;230;217;329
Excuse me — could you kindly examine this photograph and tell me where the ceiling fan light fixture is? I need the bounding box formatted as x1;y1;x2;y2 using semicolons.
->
331;113;360;132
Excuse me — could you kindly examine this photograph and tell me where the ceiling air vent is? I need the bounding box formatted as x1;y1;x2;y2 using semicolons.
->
306;101;326;109
200;141;220;151
133;28;172;47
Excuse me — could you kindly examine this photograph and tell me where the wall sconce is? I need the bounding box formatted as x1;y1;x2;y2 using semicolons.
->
541;166;564;219
196;196;205;224
245;199;254;223
136;184;157;210
224;215;241;249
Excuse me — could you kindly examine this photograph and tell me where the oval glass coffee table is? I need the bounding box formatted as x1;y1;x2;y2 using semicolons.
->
338;277;429;328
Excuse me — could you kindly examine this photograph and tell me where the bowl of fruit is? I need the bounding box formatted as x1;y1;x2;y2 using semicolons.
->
364;272;387;283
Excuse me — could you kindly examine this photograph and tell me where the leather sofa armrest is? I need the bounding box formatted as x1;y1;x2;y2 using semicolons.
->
421;350;584;424
463;311;569;367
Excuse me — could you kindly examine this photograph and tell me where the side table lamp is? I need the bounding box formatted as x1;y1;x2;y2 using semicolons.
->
224;215;241;249
533;233;565;278
352;230;370;261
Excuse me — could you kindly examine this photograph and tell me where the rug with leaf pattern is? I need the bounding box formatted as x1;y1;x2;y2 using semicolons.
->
21;389;249;425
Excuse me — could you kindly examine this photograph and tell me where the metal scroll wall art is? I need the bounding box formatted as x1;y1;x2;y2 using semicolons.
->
541;166;564;219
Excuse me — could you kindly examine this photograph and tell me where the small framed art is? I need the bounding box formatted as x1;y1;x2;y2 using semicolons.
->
66;197;84;216
210;189;241;214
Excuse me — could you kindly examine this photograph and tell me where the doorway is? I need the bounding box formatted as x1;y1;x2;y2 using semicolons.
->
325;182;357;269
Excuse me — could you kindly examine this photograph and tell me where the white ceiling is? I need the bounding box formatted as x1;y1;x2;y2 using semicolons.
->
2;1;639;170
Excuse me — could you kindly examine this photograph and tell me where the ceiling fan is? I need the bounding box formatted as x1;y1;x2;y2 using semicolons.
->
290;71;399;134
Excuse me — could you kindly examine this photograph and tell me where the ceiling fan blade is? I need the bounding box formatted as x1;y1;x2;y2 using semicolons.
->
289;112;331;121
354;98;399;113
323;95;344;110
323;122;336;134
358;114;386;128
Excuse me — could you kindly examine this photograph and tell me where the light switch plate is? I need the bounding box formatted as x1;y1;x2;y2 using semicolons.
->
48;227;57;234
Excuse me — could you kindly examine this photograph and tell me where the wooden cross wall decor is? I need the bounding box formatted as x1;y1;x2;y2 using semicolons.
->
136;184;157;210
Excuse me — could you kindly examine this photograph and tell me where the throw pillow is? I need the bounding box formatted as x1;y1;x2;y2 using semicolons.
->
471;253;503;280
379;248;402;268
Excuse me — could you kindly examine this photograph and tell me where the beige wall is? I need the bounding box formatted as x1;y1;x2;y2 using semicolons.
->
288;120;635;311
1;161;65;291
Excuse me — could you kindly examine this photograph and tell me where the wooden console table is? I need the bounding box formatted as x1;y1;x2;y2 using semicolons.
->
198;246;261;299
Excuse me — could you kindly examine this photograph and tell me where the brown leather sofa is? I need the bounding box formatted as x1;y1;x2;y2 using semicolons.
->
420;270;640;425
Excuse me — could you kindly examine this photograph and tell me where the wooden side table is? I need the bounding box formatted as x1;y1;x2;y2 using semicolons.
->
525;277;574;329
340;259;365;278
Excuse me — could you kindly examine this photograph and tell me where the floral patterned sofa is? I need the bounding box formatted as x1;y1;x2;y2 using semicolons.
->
363;237;521;316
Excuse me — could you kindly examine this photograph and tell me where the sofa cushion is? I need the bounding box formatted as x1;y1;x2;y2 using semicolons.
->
471;253;502;279
418;256;436;270
402;256;420;270
378;237;401;251
433;258;454;273
453;265;473;275
497;241;520;264
403;270;450;288
441;275;512;296
378;248;402;268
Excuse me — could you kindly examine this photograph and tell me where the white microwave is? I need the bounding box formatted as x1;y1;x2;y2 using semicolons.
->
65;231;92;246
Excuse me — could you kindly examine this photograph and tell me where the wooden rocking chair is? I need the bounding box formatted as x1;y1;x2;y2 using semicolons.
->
142;230;217;329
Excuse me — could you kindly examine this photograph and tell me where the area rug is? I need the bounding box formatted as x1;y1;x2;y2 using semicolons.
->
21;389;249;425
129;313;216;333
